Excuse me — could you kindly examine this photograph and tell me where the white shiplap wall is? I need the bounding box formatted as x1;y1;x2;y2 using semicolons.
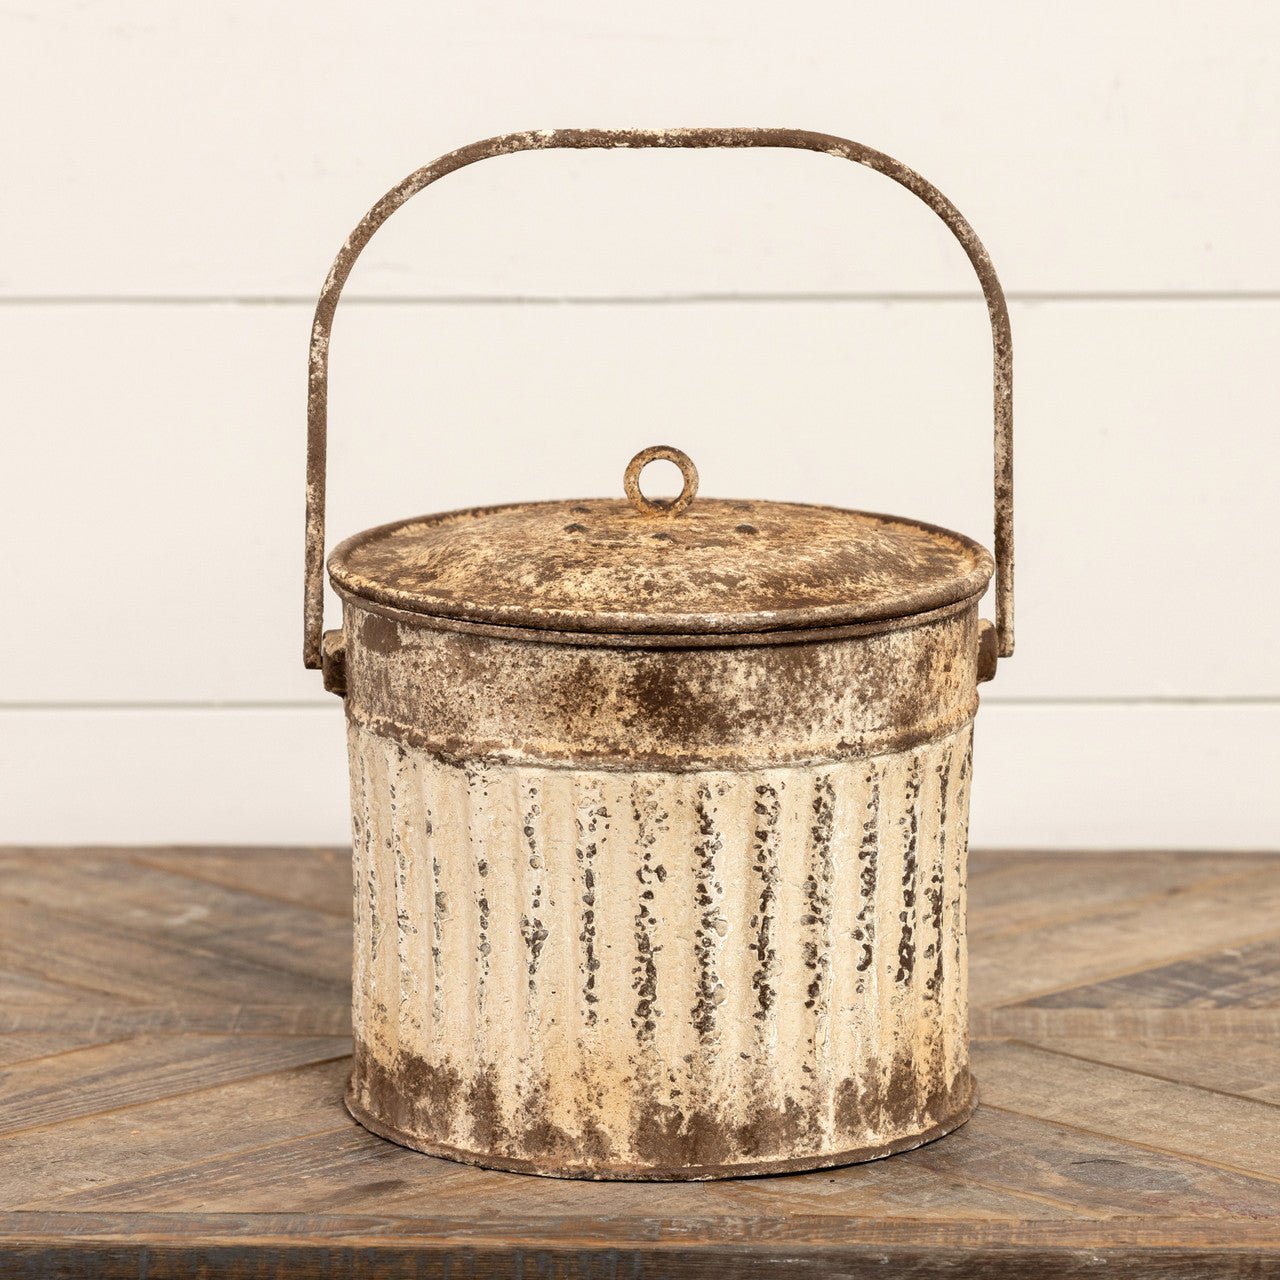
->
3;1;1278;847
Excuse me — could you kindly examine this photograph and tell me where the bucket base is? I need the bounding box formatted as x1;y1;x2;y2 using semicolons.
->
344;1073;978;1181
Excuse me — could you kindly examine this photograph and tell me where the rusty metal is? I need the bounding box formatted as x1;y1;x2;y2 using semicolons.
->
304;128;1016;1181
326;494;994;639
303;127;1015;669
623;444;700;516
342;699;979;1179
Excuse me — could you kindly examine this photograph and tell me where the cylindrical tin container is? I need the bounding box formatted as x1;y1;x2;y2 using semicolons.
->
303;129;1015;1181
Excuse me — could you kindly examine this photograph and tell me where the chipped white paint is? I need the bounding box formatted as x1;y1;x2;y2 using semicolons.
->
346;717;976;1178
306;128;1005;1182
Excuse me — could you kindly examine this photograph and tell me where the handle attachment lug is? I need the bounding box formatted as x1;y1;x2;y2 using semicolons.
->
321;629;347;697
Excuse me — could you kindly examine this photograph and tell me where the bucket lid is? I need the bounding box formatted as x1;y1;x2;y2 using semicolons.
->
328;446;994;640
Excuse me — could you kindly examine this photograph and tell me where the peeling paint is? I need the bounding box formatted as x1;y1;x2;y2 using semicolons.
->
346;712;977;1178
307;126;1018;1179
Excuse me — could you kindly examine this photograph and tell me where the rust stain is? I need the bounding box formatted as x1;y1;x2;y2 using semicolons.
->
854;766;880;986
896;756;922;985
328;498;993;639
690;781;725;1042
924;755;951;1004
749;782;782;1024
345;730;977;1178
360;610;404;656
338;603;984;773
574;784;607;1026
303;126;1015;667
313;126;1015;1181
630;780;668;1045
803;775;835;1015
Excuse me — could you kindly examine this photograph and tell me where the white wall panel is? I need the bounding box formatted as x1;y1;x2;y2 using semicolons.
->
4;2;1275;849
2;300;1275;705
0;708;352;847
4;2;1279;297
2;704;1275;850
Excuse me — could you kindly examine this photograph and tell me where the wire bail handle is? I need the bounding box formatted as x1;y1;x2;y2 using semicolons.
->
304;128;1013;669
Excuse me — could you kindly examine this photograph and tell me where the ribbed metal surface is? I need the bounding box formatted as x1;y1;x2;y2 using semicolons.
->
346;719;975;1178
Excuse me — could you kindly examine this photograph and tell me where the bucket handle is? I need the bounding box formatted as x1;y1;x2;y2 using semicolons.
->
305;128;1013;671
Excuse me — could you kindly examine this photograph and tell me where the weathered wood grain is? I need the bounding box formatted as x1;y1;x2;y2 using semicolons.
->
50;1109;1073;1223
3;1213;1280;1280
0;966;124;1010
972;1006;1280;1040
0;1004;351;1038
0;897;344;1007
2;1061;352;1208
29;1080;1280;1225
1023;937;1280;1010
1;846;1277;1278
966;850;1277;936
130;847;351;919
970;866;1280;1007
10;1211;1275;1249
901;1100;1280;1221
0;1035;350;1138
0;849;349;986
1017;1036;1280;1103
0;1031;130;1069
974;1041;1280;1179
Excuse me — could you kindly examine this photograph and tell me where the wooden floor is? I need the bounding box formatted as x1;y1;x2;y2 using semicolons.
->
1;847;1278;1278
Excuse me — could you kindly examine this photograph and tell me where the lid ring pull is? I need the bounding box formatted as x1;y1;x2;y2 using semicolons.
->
624;445;699;517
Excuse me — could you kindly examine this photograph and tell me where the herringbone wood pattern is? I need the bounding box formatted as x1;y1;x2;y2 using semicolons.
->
2;848;1278;1277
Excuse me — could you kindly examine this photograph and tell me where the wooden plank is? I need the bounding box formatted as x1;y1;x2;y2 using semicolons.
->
2;1060;351;1208
132;847;351;918
19;1045;1279;1227
4;2;1279;296
0;1004;351;1038
1022;938;1280;1010
0;1029;348;1141
970;867;1280;1008
0;1032;126;1070
2;1212;1280;1280
1016;1037;1280;1103
0;849;350;988
901;1101;1280;1222
973;1007;1280;1041
9;1211;1272;1249
973;1041;1280;1179
0;896;348;1009
48;1125;492;1218
2;849;1279;1276
0;968;108;1010
5;301;1280;708
968;852;1277;937
50;1113;1074;1223
0;1035;350;1138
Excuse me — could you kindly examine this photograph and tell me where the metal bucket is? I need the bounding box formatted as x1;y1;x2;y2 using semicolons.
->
303;128;1014;1180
